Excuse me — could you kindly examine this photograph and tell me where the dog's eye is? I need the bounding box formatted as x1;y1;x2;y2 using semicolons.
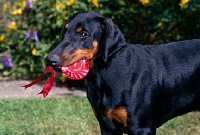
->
80;31;88;37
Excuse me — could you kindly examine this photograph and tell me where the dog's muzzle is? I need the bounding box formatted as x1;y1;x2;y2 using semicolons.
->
46;54;60;66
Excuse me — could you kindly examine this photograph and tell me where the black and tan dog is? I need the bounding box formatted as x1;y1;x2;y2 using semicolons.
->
46;11;200;135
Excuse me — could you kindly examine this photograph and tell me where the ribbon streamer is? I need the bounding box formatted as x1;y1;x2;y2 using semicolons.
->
21;59;89;98
21;65;55;98
38;70;56;98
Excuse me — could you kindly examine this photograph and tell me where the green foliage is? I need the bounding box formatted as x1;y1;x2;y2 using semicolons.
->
0;0;200;81
0;0;100;79
100;0;200;44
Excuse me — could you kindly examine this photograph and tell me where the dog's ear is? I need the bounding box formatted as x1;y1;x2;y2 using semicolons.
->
99;18;126;62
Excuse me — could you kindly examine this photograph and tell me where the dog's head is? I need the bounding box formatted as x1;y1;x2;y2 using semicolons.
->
46;11;125;68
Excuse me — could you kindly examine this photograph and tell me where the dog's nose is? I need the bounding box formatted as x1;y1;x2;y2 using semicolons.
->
46;54;60;66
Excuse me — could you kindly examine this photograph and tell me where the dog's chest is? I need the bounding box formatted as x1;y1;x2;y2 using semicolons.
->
90;98;128;127
87;80;128;128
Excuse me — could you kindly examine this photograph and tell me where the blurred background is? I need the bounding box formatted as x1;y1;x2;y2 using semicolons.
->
1;0;200;86
0;1;200;134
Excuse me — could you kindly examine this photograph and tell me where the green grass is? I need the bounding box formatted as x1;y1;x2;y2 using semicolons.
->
0;97;100;135
0;97;199;135
157;111;200;135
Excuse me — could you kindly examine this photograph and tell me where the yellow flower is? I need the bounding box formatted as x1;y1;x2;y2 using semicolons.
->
11;9;23;15
180;0;190;5
18;1;26;8
62;12;67;19
3;4;7;12
32;48;37;55
19;61;24;66
49;14;54;19
8;21;17;31
0;34;6;42
18;9;23;14
30;64;34;71
88;0;99;8
157;22;162;27
11;10;18;15
66;0;75;6
92;0;99;8
56;3;66;9
3;2;11;12
180;0;190;8
60;73;67;83
140;0;150;5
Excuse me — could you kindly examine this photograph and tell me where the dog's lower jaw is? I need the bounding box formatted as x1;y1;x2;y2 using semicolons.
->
53;66;62;72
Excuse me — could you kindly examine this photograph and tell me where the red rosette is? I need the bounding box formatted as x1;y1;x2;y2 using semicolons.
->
60;59;89;80
21;59;89;98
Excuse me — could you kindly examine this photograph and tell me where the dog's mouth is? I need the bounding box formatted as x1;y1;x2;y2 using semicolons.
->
53;66;62;72
56;41;99;69
53;57;89;70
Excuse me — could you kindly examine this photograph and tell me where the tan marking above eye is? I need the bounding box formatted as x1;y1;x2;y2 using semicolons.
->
76;27;82;32
105;106;128;127
65;24;68;28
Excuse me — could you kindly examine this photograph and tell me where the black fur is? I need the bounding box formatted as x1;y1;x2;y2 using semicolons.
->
46;11;200;135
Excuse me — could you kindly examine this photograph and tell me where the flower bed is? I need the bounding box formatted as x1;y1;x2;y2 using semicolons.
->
0;0;200;85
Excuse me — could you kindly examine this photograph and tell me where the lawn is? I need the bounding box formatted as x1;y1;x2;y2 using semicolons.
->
0;97;199;135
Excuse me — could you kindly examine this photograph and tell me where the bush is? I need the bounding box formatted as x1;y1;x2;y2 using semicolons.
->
0;0;200;83
0;0;100;80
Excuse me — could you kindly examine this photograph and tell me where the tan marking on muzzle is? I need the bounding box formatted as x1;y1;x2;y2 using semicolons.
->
58;41;99;68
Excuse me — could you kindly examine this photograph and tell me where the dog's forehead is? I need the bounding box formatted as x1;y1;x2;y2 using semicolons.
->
68;16;95;27
66;12;101;29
